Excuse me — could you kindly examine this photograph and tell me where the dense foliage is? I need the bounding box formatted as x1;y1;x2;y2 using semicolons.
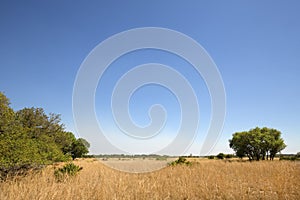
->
229;127;286;161
0;92;89;179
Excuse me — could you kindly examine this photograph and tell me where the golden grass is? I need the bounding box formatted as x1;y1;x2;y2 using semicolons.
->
0;159;299;200
100;157;176;173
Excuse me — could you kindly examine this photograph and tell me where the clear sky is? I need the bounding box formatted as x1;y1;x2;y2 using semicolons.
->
0;1;299;155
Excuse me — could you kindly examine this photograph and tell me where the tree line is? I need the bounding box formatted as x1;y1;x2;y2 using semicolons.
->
0;92;89;179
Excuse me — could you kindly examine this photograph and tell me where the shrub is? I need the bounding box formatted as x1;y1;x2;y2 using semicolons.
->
225;154;233;159
208;155;215;159
216;153;225;159
168;157;191;166
54;163;82;182
279;156;297;161
156;156;167;161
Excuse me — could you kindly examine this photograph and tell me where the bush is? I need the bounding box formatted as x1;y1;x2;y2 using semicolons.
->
54;163;82;182
156;156;167;161
225;154;233;159
216;153;225;159
207;155;215;159
82;154;95;158
168;157;191;166
279;156;297;161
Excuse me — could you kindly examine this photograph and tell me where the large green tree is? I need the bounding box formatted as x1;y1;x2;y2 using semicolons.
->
0;93;44;177
229;127;286;161
0;92;89;179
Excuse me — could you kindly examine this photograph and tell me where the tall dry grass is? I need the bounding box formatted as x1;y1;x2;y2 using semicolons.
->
0;159;299;200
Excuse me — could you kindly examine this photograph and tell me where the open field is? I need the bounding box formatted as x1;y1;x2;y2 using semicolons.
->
99;157;177;173
0;159;299;200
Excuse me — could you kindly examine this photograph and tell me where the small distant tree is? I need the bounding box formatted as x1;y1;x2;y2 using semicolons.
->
216;153;224;159
225;154;233;159
208;155;214;159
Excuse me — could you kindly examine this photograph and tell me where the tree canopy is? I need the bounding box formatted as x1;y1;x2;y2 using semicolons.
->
229;127;286;161
0;92;89;179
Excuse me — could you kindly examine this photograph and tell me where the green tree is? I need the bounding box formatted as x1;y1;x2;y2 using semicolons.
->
0;92;15;134
16;107;64;139
71;138;90;160
229;127;286;161
0;92;90;179
53;131;76;155
268;129;286;160
15;107;69;162
216;153;224;159
0;93;45;178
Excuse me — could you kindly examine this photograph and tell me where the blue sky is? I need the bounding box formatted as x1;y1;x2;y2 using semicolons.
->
0;1;299;155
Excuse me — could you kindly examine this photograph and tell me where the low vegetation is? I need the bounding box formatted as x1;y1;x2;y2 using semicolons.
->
206;153;234;160
54;162;83;182
168;156;191;166
280;153;300;161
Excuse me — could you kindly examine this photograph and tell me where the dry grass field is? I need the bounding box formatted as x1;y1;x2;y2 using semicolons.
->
0;159;299;200
100;157;176;172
